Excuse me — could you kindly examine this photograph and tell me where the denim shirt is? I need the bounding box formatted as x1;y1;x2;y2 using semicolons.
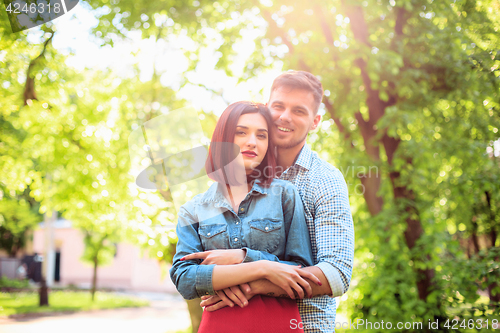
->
169;178;314;300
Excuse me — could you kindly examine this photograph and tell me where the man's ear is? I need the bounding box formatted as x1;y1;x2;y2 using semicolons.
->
310;114;321;131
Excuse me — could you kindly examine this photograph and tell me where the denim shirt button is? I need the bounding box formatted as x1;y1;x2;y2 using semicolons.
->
240;208;244;212
236;222;239;225
234;238;238;242
265;227;269;231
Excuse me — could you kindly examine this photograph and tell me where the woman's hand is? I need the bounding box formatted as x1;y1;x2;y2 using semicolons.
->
261;261;322;299
181;249;245;265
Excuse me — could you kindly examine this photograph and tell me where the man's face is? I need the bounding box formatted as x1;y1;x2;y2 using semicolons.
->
268;86;321;150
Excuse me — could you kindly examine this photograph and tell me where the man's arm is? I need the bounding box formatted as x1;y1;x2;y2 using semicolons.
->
310;168;355;297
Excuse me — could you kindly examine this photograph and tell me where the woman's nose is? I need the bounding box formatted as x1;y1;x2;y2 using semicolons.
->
246;134;257;147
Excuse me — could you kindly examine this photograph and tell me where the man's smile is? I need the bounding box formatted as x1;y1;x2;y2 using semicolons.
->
277;126;293;132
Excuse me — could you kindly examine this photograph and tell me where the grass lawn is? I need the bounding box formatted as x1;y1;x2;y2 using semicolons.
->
0;290;149;317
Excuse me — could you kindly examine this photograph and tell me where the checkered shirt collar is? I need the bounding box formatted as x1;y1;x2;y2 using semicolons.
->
292;144;314;171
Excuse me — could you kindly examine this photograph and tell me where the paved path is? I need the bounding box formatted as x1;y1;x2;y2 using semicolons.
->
0;292;191;333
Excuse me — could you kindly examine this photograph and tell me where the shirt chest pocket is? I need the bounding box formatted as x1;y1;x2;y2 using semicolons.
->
248;219;283;252
199;224;230;251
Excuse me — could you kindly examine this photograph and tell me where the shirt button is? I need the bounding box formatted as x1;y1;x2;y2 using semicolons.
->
240;208;244;212
236;222;239;225
234;238;238;242
265;227;269;231
207;233;211;236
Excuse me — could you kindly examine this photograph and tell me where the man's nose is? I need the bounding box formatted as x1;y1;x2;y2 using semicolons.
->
279;108;292;123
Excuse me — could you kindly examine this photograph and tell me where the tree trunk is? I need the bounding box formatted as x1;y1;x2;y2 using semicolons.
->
185;298;203;333
91;254;98;301
39;277;49;306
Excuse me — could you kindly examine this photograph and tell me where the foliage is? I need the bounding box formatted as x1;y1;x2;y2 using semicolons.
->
83;0;500;326
0;291;149;316
0;276;30;289
0;197;39;257
0;6;188;295
2;0;500;329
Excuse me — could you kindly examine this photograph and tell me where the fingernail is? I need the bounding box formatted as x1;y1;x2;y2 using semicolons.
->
180;258;185;261
244;302;248;306
318;282;322;286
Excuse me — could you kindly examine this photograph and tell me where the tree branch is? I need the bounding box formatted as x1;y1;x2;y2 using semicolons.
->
23;31;54;105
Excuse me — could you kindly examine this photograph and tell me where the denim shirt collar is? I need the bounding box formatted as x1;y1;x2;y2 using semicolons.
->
199;180;268;206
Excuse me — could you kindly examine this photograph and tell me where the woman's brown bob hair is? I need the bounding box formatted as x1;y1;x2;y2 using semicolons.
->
205;101;276;187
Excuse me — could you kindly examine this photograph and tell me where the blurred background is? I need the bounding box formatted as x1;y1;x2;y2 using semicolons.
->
0;0;499;332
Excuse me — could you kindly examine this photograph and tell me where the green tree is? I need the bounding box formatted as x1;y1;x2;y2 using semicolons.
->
83;0;500;328
1;15;178;299
0;197;39;257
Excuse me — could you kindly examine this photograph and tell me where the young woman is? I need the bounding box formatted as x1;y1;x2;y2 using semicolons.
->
169;101;320;332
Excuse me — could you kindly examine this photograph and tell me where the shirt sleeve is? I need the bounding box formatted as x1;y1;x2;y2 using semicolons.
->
169;203;216;299
243;182;314;268
313;168;355;297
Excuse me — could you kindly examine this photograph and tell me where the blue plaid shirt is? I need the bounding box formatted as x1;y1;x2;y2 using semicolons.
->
279;144;354;333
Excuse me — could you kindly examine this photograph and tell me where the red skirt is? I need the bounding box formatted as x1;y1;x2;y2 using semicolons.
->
198;295;304;333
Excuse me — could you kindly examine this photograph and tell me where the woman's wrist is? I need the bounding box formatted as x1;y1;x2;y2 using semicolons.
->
253;260;270;280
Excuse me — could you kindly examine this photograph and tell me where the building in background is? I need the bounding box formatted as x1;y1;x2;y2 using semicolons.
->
31;219;176;292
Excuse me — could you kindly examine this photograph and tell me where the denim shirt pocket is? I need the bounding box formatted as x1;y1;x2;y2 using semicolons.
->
248;219;283;252
199;224;230;251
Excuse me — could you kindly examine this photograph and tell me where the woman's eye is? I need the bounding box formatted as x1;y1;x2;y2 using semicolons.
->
236;131;245;135
258;134;267;139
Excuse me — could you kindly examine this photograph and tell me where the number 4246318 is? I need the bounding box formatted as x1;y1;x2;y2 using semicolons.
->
443;318;498;330
6;2;62;14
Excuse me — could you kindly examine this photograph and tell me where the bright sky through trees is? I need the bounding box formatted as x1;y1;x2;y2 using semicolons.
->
39;2;286;116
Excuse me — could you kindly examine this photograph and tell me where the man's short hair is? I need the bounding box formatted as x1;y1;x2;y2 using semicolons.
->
270;71;324;114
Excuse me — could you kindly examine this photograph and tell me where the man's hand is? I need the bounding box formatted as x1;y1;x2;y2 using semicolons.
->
181;249;245;265
200;283;253;311
262;262;322;299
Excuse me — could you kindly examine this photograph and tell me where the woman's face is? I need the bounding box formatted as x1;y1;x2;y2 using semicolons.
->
234;113;269;175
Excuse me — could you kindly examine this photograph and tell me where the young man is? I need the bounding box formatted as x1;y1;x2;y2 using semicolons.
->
198;71;355;332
